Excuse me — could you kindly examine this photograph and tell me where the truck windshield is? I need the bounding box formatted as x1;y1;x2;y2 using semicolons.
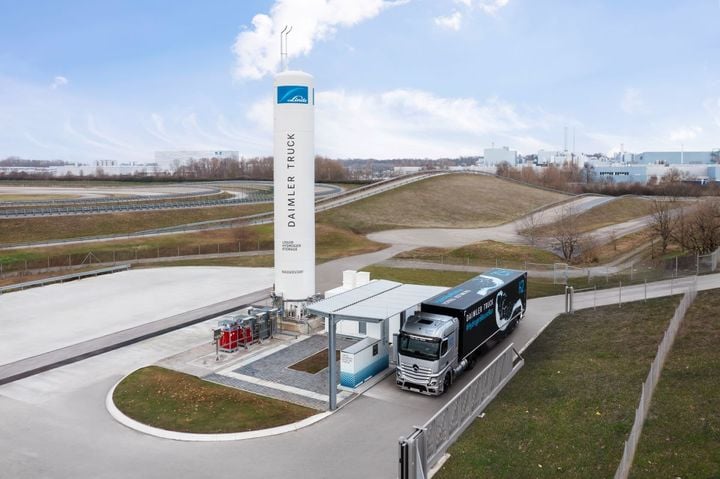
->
398;334;440;361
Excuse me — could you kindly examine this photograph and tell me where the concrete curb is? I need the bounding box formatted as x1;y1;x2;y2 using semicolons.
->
105;371;332;442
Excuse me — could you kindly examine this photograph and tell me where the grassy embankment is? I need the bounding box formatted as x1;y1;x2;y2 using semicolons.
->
394;240;562;265
436;296;682;479
0;221;385;273
113;366;315;433
0;203;273;244
1;175;572;287
630;289;720;478
318;174;569;234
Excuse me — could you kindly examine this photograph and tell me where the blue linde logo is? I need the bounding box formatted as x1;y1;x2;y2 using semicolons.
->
277;85;308;104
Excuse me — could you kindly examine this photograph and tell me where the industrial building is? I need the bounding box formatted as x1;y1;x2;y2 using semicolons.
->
154;150;240;165
632;151;718;165
482;146;518;166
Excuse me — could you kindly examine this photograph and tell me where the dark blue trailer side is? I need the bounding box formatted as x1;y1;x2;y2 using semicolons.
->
420;269;527;360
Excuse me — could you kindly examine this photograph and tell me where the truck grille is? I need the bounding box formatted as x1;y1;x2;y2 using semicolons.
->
398;363;433;382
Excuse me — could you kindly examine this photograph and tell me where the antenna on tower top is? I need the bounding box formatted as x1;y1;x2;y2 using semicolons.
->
280;25;292;71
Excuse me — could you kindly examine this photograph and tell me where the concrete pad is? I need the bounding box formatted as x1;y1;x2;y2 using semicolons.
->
0;267;273;366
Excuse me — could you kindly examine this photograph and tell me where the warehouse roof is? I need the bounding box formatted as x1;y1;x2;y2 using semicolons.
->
307;280;446;323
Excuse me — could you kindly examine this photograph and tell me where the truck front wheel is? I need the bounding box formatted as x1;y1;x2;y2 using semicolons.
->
442;373;452;394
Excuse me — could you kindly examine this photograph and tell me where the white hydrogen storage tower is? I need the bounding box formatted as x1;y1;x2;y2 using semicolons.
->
273;70;315;305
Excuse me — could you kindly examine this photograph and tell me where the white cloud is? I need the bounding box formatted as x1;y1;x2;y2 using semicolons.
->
247;88;557;158
621;87;643;114
232;0;406;80
477;0;510;15
434;11;462;31
669;126;703;142
50;76;68;90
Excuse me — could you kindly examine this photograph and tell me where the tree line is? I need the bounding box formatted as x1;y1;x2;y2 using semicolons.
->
0;155;351;182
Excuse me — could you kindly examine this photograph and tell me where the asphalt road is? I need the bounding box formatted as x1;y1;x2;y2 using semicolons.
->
1;269;715;478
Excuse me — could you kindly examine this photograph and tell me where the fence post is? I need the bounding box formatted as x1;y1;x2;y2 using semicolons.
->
619;281;622;308
696;253;699;275
593;285;597;310
644;279;647;302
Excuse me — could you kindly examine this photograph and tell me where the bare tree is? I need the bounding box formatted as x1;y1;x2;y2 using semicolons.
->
673;199;720;254
516;210;544;246
578;233;600;264
649;199;677;254
549;206;583;261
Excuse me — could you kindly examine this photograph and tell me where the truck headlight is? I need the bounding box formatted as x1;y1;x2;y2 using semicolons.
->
429;378;438;385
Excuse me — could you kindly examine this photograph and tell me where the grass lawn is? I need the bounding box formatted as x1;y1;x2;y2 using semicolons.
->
572;196;658;232
318;174;569;234
361;265;566;299
361;265;477;287
0;222;383;265
0;203;272;244
288;349;341;374
113;366;316;433
394;240;562;265
630;289;720;478
436;296;681;479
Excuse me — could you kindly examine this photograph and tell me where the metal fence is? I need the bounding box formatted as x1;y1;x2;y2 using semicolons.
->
390;245;720;289
399;344;524;479
613;280;697;479
0;240;272;279
0;264;130;294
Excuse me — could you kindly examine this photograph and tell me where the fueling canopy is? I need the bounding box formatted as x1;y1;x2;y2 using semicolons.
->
307;280;447;323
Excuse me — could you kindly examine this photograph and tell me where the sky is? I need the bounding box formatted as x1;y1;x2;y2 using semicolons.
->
0;0;719;163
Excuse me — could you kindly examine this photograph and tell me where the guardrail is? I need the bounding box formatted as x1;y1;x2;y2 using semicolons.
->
0;186;221;207
0;264;131;295
399;343;524;479
613;280;697;479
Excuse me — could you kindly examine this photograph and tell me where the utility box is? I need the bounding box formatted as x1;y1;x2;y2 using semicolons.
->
340;337;389;388
217;318;240;352
247;306;277;340
232;315;254;346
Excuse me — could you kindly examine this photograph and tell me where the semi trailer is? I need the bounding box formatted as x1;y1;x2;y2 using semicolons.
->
396;268;527;395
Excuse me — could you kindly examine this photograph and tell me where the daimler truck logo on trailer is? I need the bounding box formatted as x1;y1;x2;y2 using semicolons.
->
277;85;309;104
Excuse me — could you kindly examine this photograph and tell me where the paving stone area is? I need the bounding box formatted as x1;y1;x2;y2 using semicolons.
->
204;373;328;411
204;334;358;410
233;334;357;395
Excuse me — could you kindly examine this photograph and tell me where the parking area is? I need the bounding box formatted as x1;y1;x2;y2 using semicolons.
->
0;267;273;366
